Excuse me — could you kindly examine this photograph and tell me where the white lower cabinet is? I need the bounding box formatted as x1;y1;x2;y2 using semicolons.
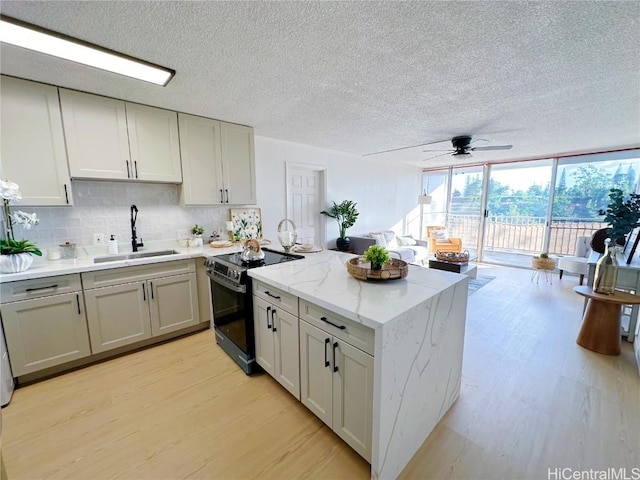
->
83;261;199;354
0;275;91;376
299;319;374;462
254;296;300;399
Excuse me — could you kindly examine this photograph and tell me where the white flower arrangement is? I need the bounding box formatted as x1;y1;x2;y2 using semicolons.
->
1;180;41;256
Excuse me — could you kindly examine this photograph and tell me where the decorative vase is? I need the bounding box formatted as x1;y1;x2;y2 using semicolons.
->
0;253;34;273
336;237;351;251
593;238;619;294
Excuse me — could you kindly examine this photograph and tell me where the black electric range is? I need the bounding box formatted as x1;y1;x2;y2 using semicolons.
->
205;248;304;374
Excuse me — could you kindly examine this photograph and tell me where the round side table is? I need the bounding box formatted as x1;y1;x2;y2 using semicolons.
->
573;286;640;355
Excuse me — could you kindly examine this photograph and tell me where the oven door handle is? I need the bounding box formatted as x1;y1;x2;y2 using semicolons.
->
209;272;246;294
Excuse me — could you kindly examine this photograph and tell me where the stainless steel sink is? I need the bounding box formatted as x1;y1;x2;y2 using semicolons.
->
93;249;180;263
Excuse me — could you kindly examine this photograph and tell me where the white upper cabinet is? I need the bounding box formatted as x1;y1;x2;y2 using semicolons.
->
179;113;256;205
178;113;224;204
1;76;73;206
220;122;256;205
59;88;130;180
126;103;181;182
60;89;182;183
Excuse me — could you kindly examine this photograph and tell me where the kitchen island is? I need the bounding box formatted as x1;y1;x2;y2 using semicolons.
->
249;249;468;480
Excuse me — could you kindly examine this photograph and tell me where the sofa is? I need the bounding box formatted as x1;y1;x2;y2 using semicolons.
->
350;231;430;265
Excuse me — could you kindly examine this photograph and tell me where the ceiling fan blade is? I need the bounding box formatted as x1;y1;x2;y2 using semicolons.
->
421;152;453;162
363;138;452;156
471;145;513;151
422;148;455;153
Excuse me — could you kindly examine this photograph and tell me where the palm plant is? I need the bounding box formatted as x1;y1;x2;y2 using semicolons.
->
320;200;359;239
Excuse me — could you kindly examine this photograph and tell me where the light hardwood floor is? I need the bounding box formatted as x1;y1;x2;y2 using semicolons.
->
1;265;639;479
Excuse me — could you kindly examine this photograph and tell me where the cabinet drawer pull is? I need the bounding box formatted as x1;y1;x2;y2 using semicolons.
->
324;338;330;368
264;291;281;300
76;294;81;315
25;284;58;292
126;160;131;178
333;341;339;373
271;308;277;332
266;306;272;330
64;184;69;204
321;316;346;330
134;161;139;179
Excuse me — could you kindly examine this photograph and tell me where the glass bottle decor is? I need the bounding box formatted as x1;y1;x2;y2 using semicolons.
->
593;238;619;294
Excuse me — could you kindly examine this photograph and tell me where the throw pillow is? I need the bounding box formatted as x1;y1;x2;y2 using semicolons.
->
385;233;399;249
396;235;417;246
371;232;387;248
430;229;449;241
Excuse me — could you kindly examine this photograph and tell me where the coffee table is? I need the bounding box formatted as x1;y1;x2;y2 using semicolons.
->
428;259;477;279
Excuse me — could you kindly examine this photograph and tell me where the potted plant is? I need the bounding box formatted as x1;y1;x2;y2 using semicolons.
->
592;188;640;294
1;180;41;273
320;200;359;251
190;224;205;247
363;244;391;270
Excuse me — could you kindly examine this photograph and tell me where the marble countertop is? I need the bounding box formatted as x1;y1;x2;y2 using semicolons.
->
248;250;467;329
0;240;245;283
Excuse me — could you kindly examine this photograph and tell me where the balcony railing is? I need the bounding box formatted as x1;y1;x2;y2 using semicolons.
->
447;214;604;256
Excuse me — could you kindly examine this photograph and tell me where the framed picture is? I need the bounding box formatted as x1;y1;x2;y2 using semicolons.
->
624;227;640;264
230;208;262;240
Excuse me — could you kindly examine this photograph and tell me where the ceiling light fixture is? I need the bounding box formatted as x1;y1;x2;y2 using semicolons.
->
0;16;175;86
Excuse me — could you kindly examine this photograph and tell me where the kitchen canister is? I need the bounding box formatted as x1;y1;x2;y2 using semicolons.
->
59;242;77;259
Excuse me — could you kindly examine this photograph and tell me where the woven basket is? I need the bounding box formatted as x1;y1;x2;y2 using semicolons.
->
531;257;555;270
347;257;408;281
435;250;470;264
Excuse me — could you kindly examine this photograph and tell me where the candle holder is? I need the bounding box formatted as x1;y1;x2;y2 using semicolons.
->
277;219;297;252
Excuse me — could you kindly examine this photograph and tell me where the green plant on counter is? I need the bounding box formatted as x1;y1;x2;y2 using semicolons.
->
190;224;205;236
320;200;359;239
1;238;42;256
538;252;549;259
363;244;391;270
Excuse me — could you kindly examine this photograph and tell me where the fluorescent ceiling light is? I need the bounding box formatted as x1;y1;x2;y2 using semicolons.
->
0;16;174;86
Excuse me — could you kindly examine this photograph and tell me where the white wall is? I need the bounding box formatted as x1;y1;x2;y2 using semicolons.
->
256;136;423;247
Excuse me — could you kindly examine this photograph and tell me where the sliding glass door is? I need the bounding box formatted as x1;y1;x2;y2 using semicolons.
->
482;160;553;266
448;166;485;260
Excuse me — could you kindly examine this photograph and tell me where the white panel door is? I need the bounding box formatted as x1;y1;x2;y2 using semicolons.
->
59;89;131;180
126;103;182;182
0;76;72;206
287;165;324;244
299;320;333;427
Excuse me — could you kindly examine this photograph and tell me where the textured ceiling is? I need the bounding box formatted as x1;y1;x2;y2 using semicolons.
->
1;1;639;169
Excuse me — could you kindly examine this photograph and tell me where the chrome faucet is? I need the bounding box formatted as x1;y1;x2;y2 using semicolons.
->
130;205;144;252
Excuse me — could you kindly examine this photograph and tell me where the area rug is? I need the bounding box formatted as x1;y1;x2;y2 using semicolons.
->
468;275;495;296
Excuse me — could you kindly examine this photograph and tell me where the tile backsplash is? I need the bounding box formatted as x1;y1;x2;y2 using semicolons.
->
13;181;232;250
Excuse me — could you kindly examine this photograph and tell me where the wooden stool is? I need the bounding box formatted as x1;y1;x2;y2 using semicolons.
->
573;286;640;355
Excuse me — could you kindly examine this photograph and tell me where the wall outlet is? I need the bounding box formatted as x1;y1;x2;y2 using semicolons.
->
93;233;106;245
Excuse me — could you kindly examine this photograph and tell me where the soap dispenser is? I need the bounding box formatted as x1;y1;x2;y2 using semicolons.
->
108;234;118;255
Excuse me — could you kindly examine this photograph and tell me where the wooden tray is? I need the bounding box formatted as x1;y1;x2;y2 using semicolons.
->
347;257;408;281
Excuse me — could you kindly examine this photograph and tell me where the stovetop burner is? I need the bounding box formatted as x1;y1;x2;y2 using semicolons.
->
210;248;304;270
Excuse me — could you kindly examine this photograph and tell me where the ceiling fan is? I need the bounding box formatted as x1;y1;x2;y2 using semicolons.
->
364;135;512;159
421;136;513;160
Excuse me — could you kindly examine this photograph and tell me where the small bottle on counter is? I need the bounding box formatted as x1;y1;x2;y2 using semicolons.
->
108;234;118;255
